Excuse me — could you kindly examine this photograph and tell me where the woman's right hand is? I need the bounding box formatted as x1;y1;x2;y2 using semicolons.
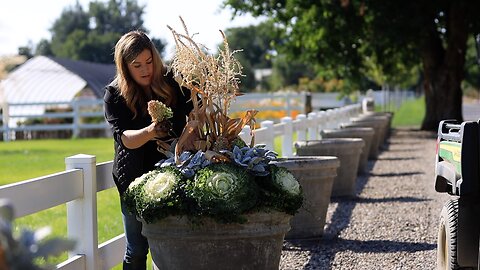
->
152;120;172;139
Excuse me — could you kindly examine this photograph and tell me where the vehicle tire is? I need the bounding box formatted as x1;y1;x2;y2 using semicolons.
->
437;199;460;270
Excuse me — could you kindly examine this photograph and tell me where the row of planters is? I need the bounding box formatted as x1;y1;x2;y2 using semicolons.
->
124;22;393;270
291;106;392;242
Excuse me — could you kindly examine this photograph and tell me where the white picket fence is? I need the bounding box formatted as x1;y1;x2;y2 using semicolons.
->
0;103;364;269
0;90;414;141
0;99;108;141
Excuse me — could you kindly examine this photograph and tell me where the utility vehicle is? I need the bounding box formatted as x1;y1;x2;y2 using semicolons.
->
435;119;480;269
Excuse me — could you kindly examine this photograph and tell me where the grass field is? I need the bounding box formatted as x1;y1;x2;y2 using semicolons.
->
390;96;425;128
0;138;125;268
0;96;425;267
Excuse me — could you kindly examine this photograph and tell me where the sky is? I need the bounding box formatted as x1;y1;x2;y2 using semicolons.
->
0;0;263;59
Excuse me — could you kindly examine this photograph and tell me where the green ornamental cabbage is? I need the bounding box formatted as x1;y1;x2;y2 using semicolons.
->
187;163;258;222
256;165;303;215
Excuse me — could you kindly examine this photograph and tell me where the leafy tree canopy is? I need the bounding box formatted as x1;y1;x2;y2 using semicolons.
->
223;0;480;129
29;0;166;63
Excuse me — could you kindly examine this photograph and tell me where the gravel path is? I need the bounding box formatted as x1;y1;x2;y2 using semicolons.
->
280;128;449;270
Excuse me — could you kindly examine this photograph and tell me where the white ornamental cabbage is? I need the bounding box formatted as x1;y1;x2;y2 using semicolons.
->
128;170;157;191
206;172;236;198
274;169;301;195
143;171;178;201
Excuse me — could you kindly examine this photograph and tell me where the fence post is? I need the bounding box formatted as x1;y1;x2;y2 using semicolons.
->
296;114;307;141
239;125;252;146
72;101;80;138
65;154;98;270
326;109;340;129
260;120;275;151
317;111;327;137
307;112;318;140
281;117;293;157
1;103;9;141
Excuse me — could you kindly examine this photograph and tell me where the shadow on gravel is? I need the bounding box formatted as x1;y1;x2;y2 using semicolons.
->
369;171;424;177
284;238;436;269
383;148;424;152
330;196;431;204
284;238;436;253
376;156;418;161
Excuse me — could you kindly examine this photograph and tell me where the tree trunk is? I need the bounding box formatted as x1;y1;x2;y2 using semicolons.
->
421;2;468;130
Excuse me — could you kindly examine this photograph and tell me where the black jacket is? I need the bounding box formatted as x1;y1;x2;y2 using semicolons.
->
103;74;193;194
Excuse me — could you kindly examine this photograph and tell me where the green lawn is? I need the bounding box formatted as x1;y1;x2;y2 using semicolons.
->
390;96;425;128
0;138;127;268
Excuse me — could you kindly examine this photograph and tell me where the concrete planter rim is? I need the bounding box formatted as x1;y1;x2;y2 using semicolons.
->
295;138;365;150
321;128;375;136
141;211;292;239
272;156;340;167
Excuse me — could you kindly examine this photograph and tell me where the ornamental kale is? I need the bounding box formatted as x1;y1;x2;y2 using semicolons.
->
256;165;304;215
123;166;189;223
126;142;303;224
186;163;258;223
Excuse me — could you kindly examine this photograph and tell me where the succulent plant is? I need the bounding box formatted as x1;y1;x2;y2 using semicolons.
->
220;144;278;176
156;150;211;178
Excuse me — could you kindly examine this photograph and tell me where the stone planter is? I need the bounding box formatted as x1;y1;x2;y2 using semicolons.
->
320;127;374;174
350;115;390;146
271;156;340;239
341;120;384;159
295;138;364;197
142;211;292;270
360;112;393;138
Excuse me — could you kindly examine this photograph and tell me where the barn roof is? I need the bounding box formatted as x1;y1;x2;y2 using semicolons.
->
0;56;115;126
0;55;115;104
49;56;115;98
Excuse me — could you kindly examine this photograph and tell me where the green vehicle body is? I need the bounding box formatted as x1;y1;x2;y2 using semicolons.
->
437;140;461;176
435;120;480;269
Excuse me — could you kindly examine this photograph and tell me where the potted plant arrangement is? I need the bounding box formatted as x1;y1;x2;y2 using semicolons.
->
122;18;304;270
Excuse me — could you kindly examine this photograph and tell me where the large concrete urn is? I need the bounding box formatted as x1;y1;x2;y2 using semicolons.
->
295;138;364;197
142;211;292;270
320;127;374;174
272;156;340;239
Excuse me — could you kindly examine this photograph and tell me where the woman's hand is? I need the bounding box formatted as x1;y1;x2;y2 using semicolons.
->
153;120;172;139
121;121;171;149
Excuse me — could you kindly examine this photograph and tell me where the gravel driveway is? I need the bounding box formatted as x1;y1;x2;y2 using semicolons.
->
280;128;448;270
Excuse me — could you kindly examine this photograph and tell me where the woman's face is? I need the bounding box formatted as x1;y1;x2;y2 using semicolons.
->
127;49;153;89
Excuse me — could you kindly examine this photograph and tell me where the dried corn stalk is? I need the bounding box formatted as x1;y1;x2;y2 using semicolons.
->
168;17;257;160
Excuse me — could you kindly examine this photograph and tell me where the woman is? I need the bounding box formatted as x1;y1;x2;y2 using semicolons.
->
104;30;193;270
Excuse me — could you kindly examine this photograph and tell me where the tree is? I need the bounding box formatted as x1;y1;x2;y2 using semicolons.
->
35;39;53;56
223;0;480;130
44;0;166;63
223;22;278;92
